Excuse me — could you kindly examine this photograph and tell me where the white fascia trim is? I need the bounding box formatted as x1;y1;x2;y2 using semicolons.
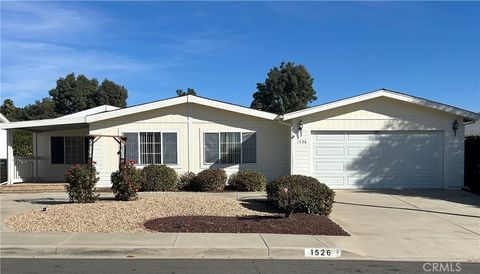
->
283;90;480;121
86;96;188;123
188;96;277;120
0;117;86;130
0;113;9;123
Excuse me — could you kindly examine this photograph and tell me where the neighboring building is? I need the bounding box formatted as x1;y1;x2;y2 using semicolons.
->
1;89;479;189
465;119;480;136
0;113;9;183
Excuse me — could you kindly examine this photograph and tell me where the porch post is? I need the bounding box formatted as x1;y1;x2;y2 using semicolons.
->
6;129;14;184
33;131;38;182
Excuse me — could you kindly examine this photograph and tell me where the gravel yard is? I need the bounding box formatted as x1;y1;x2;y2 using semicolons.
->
5;195;277;233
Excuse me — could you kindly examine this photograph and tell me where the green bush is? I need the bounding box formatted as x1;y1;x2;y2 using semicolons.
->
141;165;177;191
192;168;227;191
228;170;266;191
65;162;98;203
266;175;335;217
111;160;143;201
177;172;196;191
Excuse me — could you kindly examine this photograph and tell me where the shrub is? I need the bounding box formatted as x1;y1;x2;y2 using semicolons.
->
267;175;335;217
228;170;266;191
177;172;196;191
65;162;99;203
192;168;227;191
141;165;177;191
111;160;143;201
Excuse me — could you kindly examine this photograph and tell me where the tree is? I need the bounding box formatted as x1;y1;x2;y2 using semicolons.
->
92;79;128;108
17;98;58;120
0;99;18;121
251;62;317;114
49;73;99;115
176;88;197;97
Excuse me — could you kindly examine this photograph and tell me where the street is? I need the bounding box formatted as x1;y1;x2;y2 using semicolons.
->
1;258;479;274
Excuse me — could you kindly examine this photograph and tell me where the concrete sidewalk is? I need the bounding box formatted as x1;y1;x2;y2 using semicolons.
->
1;190;479;262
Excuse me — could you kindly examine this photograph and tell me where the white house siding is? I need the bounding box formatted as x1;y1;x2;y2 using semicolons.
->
0;129;6;159
290;97;464;189
36;128;90;182
89;103;290;187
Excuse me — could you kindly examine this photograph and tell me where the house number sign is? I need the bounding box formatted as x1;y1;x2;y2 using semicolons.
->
297;139;307;144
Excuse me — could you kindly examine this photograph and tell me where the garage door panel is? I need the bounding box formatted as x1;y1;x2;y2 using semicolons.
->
314;147;344;157
311;131;443;189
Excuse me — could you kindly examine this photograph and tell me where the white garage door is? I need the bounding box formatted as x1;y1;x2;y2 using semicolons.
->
311;132;443;189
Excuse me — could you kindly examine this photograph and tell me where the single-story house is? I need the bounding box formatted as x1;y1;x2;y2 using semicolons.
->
1;89;479;189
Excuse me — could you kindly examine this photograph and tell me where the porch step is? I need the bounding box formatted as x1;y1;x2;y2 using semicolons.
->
0;183;67;193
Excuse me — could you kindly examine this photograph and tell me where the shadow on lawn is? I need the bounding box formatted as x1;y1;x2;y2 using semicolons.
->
14;196;117;205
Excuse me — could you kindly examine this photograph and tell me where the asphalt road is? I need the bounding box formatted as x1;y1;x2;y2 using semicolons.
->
1;258;479;274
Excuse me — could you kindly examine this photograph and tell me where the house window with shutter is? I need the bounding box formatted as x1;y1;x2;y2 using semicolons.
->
124;132;178;165
203;132;256;164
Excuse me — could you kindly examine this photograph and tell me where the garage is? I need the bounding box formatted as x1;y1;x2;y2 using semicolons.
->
310;131;443;189
283;89;478;189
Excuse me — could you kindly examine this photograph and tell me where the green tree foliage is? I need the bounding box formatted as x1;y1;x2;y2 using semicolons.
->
49;73;99;115
93;79;128;108
17;98;58;120
0;99;18;121
176;88;197;97
251;62;317;114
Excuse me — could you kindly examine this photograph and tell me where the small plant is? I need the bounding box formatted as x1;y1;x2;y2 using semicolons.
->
228;170;266;191
192;168;227;191
267;175;335;217
141;164;177;191
177;172;196;191
111;160;143;201
65;162;99;203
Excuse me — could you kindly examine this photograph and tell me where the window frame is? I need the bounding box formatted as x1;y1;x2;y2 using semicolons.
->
122;130;180;167
202;130;258;166
50;136;86;165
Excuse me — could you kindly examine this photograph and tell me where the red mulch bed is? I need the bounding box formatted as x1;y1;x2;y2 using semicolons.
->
143;214;349;236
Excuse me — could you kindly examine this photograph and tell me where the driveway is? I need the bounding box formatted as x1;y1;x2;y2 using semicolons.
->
320;190;480;261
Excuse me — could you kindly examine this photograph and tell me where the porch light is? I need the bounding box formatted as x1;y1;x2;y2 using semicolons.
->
298;120;303;132
452;120;458;136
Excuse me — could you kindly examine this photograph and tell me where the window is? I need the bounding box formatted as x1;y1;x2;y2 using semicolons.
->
124;132;178;165
50;136;87;164
204;132;256;164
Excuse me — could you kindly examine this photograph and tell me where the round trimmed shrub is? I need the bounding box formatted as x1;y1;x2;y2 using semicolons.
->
65;163;98;203
228;170;266;191
111;160;143;201
177;172;196;191
141;164;177;191
266;175;335;217
192;168;227;191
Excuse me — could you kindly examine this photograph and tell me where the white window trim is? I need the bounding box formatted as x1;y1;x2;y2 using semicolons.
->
201;129;258;168
122;130;180;168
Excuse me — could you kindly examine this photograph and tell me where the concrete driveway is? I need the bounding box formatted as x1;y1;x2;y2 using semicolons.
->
321;190;480;261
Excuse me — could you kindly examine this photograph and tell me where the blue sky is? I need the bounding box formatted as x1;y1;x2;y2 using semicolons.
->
1;1;479;111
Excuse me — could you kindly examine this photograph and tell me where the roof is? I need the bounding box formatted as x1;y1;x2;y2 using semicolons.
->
0;113;9;123
0;95;278;130
282;89;480;122
56;105;119;119
85;95;278;123
465;120;480;136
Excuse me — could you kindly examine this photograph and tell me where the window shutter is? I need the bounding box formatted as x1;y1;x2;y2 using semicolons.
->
51;137;65;164
162;133;177;164
84;137;90;163
242;132;256;163
204;133;219;164
125;133;139;164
